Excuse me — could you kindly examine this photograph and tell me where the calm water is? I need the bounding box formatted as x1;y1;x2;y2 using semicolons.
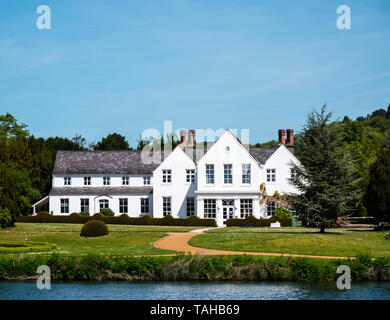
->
1;281;390;300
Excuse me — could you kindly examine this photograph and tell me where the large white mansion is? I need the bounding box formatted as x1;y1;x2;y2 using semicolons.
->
32;129;300;226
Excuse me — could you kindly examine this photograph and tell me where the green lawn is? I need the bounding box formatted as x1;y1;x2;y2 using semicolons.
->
0;223;196;256
189;227;390;258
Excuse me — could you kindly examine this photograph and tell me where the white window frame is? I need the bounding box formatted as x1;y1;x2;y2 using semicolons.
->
186;169;195;183
64;177;71;186
122;176;130;185
162;169;172;183
240;199;253;218
242;164;251;184
119;198;128;213
162;197;171;216
103;177;111;185
99;199;109;210
205;164;214;184
186;197;195;216
60;198;69;213
143;176;151;185
80;198;89;212
141;198;149;214
224;164;233;184
204;199;216;218
267;201;276;216
266;169;276;182
83;177;91;186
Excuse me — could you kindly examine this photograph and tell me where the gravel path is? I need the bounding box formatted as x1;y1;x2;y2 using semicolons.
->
153;228;355;260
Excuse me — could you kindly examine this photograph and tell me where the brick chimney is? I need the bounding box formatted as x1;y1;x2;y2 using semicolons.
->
180;130;188;145
278;129;286;145
286;129;294;154
188;130;196;146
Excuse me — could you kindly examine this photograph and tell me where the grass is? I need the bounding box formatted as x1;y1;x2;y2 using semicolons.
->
0;223;197;256
189;227;390;258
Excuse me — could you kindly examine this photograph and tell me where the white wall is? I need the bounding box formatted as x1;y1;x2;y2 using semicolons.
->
52;174;152;187
152;147;197;218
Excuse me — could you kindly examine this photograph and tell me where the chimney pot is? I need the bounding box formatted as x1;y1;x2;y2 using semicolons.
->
188;130;196;146
278;129;286;145
180;130;188;145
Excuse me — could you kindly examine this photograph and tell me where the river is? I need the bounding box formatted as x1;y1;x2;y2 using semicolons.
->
1;281;390;300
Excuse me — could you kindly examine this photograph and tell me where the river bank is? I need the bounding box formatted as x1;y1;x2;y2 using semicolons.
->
1;253;390;282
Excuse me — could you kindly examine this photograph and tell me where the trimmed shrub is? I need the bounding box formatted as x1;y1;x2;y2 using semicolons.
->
0;208;13;228
275;207;293;218
385;232;390;240
80;220;109;237
100;208;114;217
158;214;176;226
79;211;90;217
226;215;292;227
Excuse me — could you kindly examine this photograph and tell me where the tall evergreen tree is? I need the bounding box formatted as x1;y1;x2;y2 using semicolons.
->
289;105;356;232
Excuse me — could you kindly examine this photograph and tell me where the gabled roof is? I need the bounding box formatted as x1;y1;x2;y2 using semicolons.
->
52;132;279;175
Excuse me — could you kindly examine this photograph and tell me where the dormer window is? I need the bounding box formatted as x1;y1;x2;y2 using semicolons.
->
143;176;151;185
103;177;110;185
64;177;71;186
84;177;91;186
122;176;129;185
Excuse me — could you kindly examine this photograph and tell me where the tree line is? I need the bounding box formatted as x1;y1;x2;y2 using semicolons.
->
1;103;390;230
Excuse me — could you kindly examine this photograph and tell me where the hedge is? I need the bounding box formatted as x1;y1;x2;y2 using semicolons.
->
226;214;292;227
16;212;217;227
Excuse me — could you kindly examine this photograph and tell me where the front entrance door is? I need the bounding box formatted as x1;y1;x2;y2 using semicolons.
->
222;199;234;224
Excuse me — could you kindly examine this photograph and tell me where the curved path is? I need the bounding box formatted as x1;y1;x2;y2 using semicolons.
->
153;228;355;260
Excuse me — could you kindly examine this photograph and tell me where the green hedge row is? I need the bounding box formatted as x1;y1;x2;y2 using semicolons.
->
16;212;217;227
226;214;292;227
1;253;389;282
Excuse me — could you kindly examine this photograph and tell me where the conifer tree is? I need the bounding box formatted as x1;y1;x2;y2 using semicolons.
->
289;105;355;232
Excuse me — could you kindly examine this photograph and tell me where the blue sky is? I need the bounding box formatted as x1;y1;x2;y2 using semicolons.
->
1;0;389;146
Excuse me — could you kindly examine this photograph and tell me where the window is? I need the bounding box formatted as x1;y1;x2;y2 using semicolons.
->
103;177;110;185
141;198;149;214
99;199;109;210
186;169;195;183
224;164;232;184
119;198;128;213
204;199;216;218
80;198;89;212
162;170;171;183
122;176;129;185
64;177;71;186
267;201;276;216
162;197;171;216
143;176;151;185
186;197;195;216
240;199;253;218
84;177;91;186
60;198;69;214
242;164;251;184
266;169;276;182
290;168;298;179
206;164;214;184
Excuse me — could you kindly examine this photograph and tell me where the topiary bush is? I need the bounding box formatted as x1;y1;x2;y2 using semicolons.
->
79;211;90;217
100;208;114;217
385;232;390;240
0;207;13;228
80;220;109;237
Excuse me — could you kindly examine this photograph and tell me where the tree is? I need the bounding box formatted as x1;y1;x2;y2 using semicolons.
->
363;147;390;223
0;113;29;140
93;133;131;150
72;134;87;149
289;105;356;233
136;135;151;150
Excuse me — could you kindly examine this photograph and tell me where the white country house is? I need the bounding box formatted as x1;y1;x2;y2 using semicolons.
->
32;129;300;226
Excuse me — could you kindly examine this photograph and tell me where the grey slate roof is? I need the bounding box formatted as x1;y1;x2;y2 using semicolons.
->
49;187;153;196
249;148;278;164
52;146;278;175
53;150;165;175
